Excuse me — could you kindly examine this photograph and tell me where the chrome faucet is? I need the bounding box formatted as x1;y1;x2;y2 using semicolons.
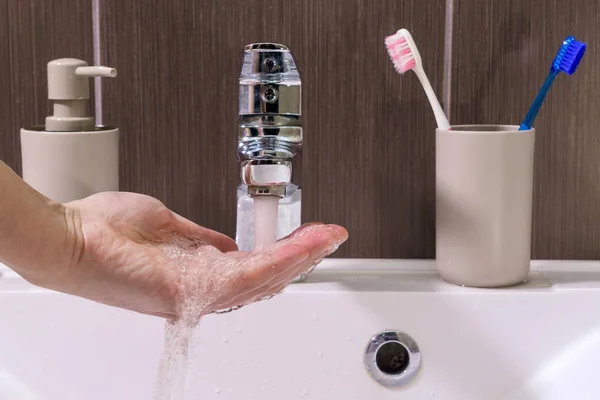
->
238;43;302;197
235;43;303;255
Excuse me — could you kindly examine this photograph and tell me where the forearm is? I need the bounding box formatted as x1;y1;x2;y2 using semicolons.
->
0;161;76;283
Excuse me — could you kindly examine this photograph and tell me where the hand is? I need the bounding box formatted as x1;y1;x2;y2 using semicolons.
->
40;192;347;320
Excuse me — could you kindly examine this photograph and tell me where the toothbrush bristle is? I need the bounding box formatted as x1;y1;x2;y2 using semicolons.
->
385;32;416;73
552;36;586;75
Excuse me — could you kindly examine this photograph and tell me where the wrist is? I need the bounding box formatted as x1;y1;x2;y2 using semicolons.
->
6;201;84;289
40;201;85;289
0;161;84;288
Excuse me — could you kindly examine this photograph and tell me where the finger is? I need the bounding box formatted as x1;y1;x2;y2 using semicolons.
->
278;222;324;241
171;213;238;253
227;225;347;302
225;223;340;257
223;223;325;259
245;224;346;280
241;239;335;304
220;256;309;308
213;240;336;310
276;224;348;260
219;254;305;307
222;223;323;259
207;242;311;312
147;311;178;319
231;242;310;295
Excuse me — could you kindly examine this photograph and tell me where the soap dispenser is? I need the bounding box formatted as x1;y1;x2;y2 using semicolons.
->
20;58;119;203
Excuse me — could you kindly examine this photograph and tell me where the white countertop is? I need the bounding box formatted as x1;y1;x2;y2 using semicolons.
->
3;259;600;293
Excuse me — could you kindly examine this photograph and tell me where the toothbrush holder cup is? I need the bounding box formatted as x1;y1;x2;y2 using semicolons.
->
435;125;535;287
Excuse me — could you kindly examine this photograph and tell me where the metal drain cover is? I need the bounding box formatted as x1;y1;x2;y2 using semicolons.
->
364;330;421;387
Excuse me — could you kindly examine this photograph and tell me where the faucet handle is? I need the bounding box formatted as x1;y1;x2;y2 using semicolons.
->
239;42;301;116
240;43;300;80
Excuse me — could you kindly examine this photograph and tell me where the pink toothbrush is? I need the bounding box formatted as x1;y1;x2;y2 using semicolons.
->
385;29;451;130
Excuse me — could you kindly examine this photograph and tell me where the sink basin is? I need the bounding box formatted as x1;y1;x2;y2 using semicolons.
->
1;259;600;399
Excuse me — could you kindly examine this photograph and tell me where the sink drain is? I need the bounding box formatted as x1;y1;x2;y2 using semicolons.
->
364;330;421;387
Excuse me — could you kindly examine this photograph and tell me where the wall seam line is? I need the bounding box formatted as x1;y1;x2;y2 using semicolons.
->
92;0;102;124
442;0;454;121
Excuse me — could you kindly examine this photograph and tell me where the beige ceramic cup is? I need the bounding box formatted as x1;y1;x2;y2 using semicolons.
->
436;125;535;287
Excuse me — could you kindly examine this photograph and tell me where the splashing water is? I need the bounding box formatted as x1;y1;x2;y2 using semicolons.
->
153;224;343;399
154;237;240;400
154;319;196;400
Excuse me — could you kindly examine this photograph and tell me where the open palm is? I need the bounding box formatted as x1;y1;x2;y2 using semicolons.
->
52;192;346;320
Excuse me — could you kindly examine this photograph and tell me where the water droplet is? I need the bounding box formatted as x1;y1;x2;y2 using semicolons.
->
222;337;229;343
300;388;309;396
241;359;246;365
334;364;340;370
316;351;323;358
263;379;268;384
236;327;243;333
347;335;354;341
224;321;230;327
214;388;222;394
311;313;319;321
259;293;277;301
430;390;436;396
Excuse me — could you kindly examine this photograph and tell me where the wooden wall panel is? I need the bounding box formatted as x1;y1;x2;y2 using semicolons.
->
451;0;600;258
0;0;93;173
3;1;598;259
100;0;446;257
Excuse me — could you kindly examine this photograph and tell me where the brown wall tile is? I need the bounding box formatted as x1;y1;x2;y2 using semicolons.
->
0;0;93;173
451;0;600;258
3;0;598;260
100;0;446;257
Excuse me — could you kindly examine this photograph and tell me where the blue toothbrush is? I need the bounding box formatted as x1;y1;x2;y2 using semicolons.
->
519;36;586;131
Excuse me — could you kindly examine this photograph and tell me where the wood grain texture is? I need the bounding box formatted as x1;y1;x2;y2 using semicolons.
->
0;0;93;174
451;0;600;258
100;0;445;257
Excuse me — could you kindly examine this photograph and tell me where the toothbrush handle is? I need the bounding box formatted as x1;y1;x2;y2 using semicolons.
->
414;66;451;130
519;70;558;130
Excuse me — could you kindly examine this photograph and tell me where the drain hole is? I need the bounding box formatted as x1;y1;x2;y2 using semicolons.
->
375;341;409;375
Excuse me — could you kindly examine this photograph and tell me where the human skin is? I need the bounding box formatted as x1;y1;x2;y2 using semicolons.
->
0;161;348;319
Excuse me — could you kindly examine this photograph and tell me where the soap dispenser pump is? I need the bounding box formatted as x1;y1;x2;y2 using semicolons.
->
20;58;119;203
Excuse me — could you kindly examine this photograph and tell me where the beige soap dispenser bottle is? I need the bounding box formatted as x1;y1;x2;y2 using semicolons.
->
20;58;119;203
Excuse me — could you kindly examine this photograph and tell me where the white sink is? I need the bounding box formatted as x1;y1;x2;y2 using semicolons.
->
1;259;600;400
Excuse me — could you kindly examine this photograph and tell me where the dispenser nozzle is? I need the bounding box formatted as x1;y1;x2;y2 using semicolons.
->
75;66;117;78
